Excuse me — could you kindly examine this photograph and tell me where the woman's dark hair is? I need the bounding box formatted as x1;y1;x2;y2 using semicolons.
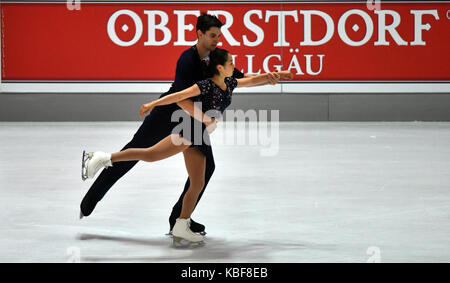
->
196;12;223;34
205;48;230;78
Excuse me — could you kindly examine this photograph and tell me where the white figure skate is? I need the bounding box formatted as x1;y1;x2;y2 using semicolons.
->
172;218;204;247
81;150;112;181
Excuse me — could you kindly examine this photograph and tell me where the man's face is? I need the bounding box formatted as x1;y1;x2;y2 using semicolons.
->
198;27;221;51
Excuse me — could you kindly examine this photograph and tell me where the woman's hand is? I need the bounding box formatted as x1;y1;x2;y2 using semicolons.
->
204;117;217;134
139;102;156;118
267;71;281;85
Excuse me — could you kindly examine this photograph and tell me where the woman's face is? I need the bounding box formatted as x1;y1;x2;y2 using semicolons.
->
220;53;235;77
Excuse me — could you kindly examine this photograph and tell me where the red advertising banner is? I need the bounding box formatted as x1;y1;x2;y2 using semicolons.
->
1;1;450;81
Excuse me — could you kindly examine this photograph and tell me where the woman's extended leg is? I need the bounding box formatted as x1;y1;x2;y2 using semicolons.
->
179;147;206;219
83;134;192;181
111;134;191;163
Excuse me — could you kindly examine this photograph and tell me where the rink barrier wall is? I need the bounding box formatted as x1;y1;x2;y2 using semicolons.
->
1;92;450;121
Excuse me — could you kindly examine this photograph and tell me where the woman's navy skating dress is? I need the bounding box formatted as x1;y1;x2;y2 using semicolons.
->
174;76;238;157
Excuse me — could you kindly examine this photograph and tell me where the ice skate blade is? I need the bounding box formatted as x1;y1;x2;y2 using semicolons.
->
81;150;87;181
81;150;94;181
172;236;205;248
167;231;206;237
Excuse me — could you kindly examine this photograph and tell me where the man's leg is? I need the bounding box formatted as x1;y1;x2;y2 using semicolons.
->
80;147;138;217
80;112;171;217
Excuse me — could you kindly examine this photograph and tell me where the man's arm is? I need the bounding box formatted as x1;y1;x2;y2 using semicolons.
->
177;99;215;125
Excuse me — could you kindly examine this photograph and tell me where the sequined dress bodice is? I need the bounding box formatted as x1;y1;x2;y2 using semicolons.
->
192;77;238;117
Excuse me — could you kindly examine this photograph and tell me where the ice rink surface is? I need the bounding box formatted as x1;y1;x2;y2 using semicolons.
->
0;122;449;263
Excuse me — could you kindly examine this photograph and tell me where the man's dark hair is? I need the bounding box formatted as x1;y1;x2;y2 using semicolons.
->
196;12;223;34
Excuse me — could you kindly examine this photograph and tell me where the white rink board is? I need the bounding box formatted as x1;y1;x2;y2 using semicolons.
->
2;82;450;93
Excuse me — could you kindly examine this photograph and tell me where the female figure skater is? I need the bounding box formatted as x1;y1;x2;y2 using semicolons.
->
82;48;293;244
79;14;282;236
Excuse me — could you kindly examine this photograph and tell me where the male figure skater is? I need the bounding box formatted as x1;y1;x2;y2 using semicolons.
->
80;13;281;235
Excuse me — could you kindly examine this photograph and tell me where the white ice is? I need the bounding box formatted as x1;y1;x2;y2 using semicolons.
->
0;122;449;263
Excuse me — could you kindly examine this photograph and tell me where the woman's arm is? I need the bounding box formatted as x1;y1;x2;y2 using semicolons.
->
244;72;281;86
140;84;201;117
154;84;201;107
237;70;293;88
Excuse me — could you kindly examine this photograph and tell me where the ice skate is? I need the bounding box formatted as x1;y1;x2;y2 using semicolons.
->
172;218;204;247
167;217;206;237
81;150;112;181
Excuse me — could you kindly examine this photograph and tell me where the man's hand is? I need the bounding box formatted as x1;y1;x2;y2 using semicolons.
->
139;102;155;118
204;117;217;134
279;70;294;80
267;71;281;85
